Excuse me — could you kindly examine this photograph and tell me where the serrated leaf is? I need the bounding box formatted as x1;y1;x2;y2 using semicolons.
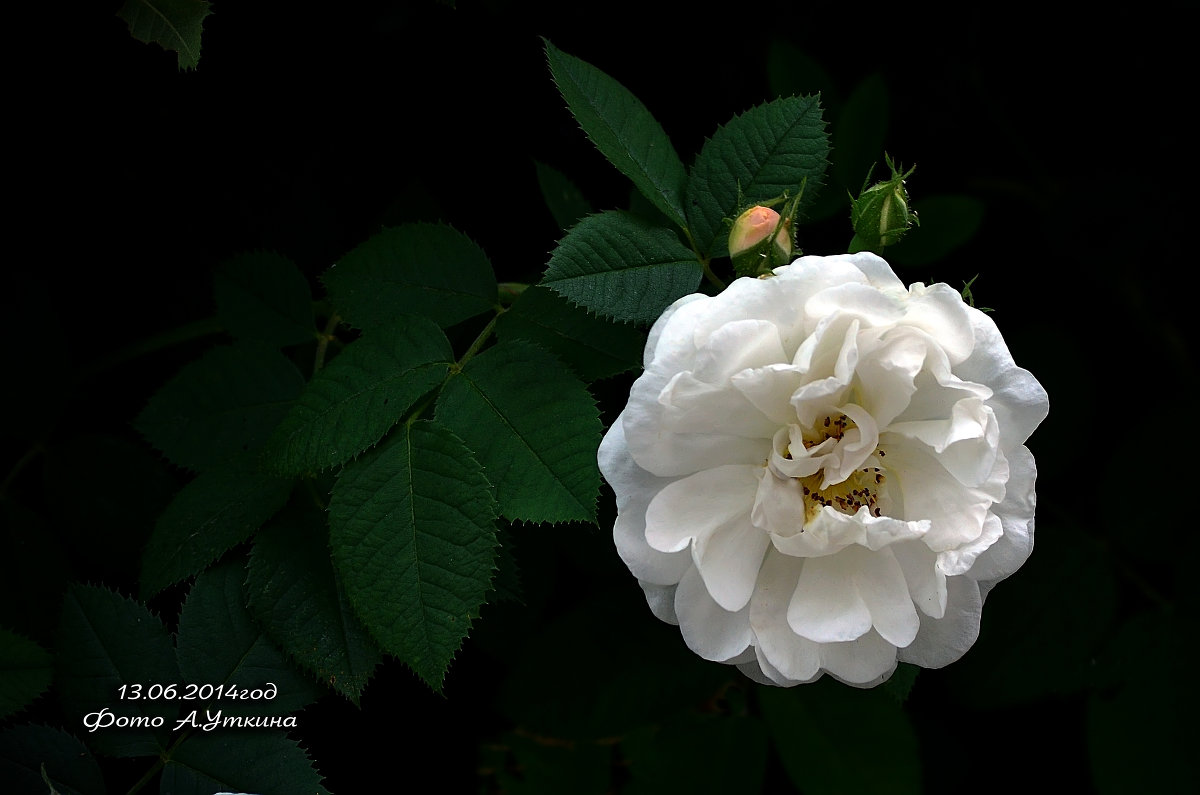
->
214;251;315;347
542;211;700;324
176;558;321;716
247;507;382;705
117;0;211;70
686;95;830;260
140;459;294;599
495;285;644;381
759;681;921;795
161;731;329;795
0;628;52;719
135;342;305;472
0;725;105;795
266;316;453;475
328;420;498;690
322;223;497;332
535;160;594;230
55;585;179;758
545;40;687;229
437;340;601;523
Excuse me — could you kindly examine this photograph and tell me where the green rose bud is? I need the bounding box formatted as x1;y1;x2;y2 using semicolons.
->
729;205;793;278
849;154;918;254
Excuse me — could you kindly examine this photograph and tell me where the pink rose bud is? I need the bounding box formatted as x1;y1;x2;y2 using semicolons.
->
729;206;793;277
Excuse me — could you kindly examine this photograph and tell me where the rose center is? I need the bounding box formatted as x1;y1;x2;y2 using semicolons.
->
784;412;886;522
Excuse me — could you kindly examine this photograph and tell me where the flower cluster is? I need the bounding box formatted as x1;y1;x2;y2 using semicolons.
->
598;252;1048;686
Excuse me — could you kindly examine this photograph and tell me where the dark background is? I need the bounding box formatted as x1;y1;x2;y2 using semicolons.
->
5;1;1192;792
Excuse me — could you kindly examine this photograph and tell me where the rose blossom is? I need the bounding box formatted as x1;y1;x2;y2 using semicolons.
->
598;252;1048;686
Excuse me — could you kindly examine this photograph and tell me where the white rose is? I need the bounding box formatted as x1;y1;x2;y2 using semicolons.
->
598;252;1048;687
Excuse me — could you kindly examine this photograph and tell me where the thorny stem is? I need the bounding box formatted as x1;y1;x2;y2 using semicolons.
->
682;226;728;291
497;282;529;303
313;312;341;374
456;307;506;369
405;307;506;427
701;260;727;291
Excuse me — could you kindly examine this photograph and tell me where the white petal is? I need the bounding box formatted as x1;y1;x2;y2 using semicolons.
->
892;541;947;619
899;282;974;364
805;283;906;331
818;630;899;687
675;565;752;662
750;549;822;682
599;414;691;585
853;326;926;428
690;319;788;382
854;546;921;648
968;445;1037;583
841;251;907;292
644;293;706;369
787;550;872;643
938;513;1004;577
738;652;790;686
880;439;992;551
640;581;680;624
898;575;982;668
644;465;759;552
693;509;769;612
642;465;766;611
954;308;1049;451
624;374;771;476
731;363;804;425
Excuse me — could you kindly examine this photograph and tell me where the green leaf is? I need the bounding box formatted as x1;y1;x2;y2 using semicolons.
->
328;420;498;690
0;725;105;795
535;160;594;230
542;211;700;324
161;731;329;795
214;251;315;348
322;223;498;332
247;506;382;705
134;342;305;472
759;680;921;795
495;285;644;381
55;585;179;758
888;194;985;267
685;95;830;260
437;340;601;523
176;558;321;716
0;628;52;719
117;0;211;70
265;316;453;475
140;459;294;599
545;40;688;229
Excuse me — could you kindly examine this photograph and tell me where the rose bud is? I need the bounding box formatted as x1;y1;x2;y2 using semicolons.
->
849;155;918;253
729;205;793;277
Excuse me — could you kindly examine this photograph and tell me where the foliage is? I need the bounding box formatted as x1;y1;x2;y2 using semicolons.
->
4;14;1167;794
